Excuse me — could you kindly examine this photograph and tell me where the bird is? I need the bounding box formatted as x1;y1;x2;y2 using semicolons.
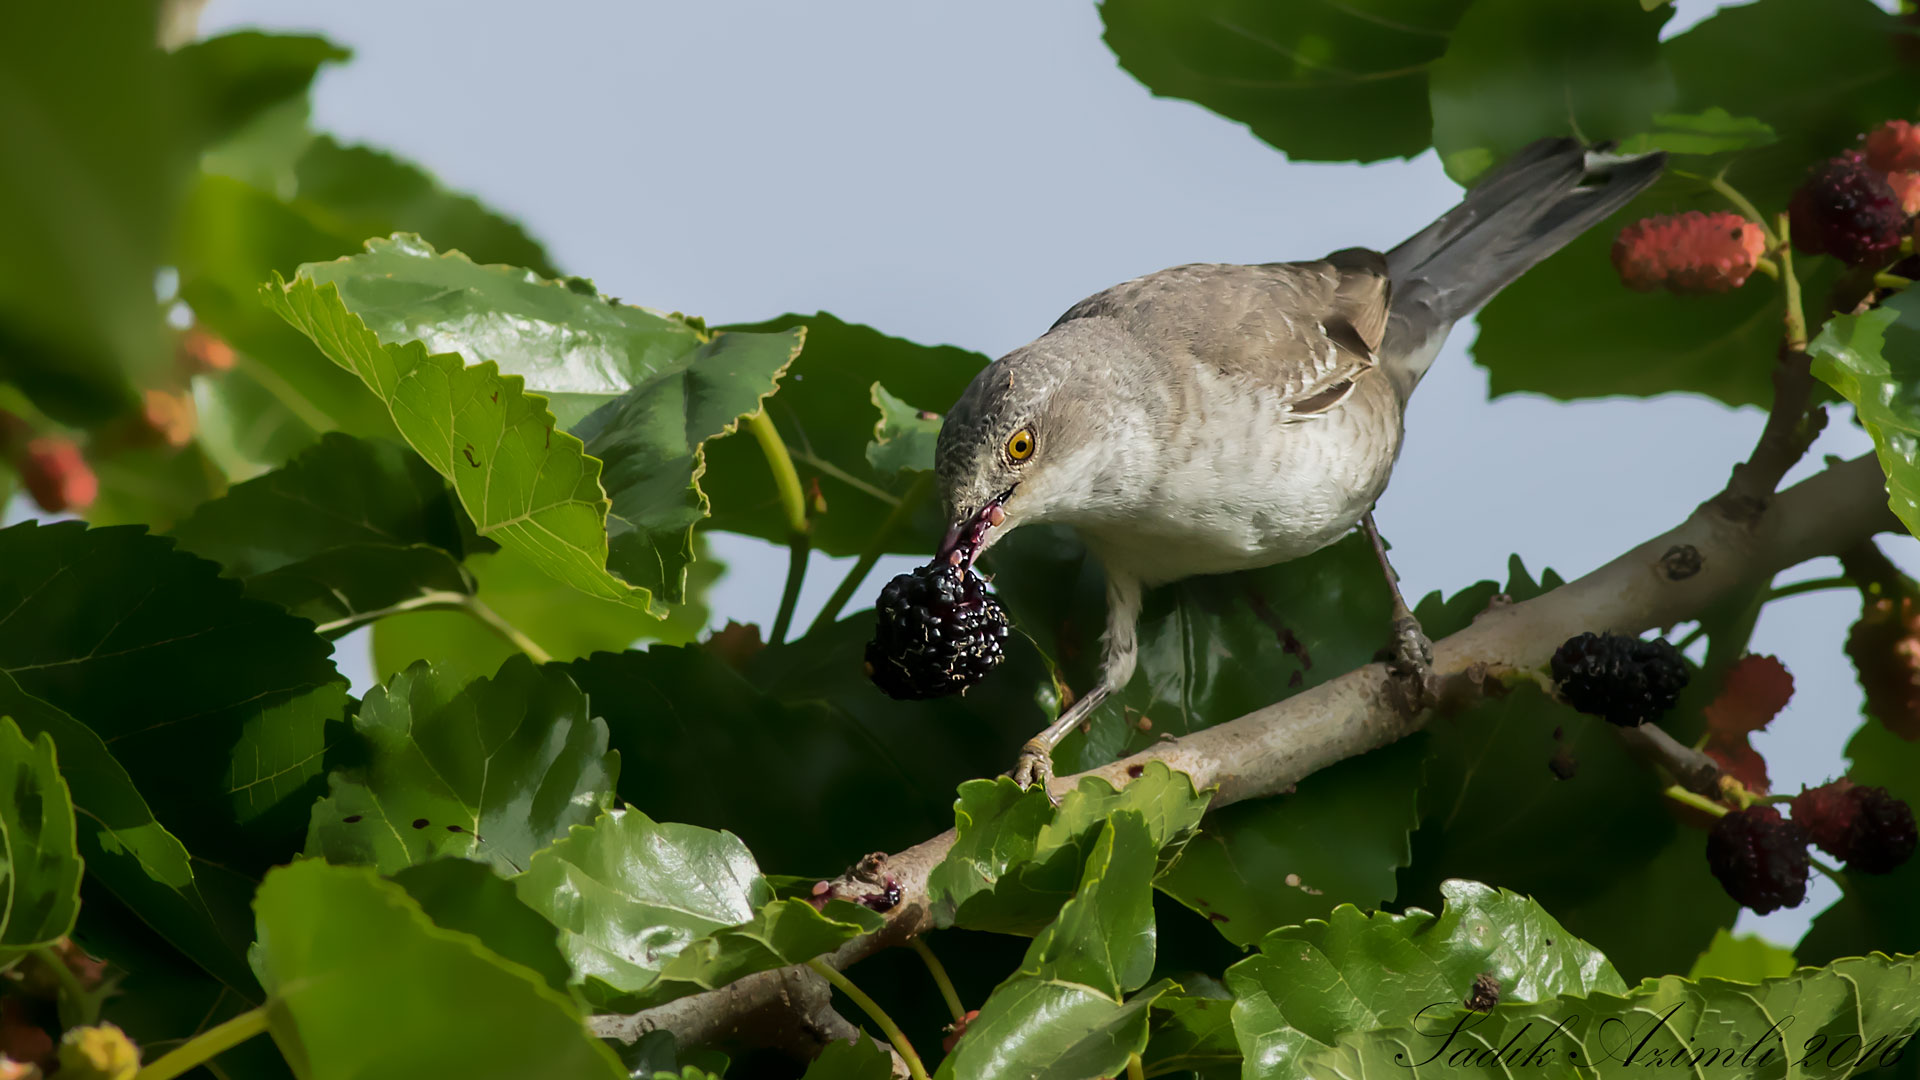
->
929;137;1667;795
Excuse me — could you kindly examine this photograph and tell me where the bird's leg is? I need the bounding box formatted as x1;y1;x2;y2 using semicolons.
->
1010;569;1142;804
1360;511;1432;683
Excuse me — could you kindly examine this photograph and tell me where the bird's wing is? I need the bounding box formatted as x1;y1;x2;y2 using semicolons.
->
1051;252;1391;418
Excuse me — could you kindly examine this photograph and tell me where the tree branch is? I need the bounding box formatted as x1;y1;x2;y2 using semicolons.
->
595;452;1899;1053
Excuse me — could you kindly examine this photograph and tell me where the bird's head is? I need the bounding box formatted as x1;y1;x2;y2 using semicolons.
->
933;333;1108;565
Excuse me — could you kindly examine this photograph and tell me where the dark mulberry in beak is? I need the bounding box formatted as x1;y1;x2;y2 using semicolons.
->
935;489;1012;568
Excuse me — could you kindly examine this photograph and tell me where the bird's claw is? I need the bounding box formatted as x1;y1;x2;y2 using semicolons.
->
1010;741;1061;806
1388;614;1435;696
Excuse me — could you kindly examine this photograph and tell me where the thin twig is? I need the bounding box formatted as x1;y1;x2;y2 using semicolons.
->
1766;575;1854;601
1619;724;1723;797
810;472;935;635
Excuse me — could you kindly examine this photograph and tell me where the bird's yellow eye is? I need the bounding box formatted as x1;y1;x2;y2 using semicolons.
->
1006;428;1035;461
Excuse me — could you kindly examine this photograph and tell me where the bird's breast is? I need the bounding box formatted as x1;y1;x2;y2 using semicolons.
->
1067;371;1403;586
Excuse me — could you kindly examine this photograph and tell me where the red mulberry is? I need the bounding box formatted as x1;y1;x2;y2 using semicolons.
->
1865;120;1920;175
1612;212;1768;294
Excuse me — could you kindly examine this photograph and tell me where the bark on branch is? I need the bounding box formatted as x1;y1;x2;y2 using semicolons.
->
594;451;1899;1054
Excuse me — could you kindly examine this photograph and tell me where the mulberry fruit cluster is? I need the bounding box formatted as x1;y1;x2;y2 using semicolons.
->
1706;806;1809;914
1549;631;1689;727
1612;211;1768;294
1791;780;1918;875
865;561;1010;700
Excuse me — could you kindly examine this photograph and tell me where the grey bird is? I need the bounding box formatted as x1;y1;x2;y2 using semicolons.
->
930;138;1667;793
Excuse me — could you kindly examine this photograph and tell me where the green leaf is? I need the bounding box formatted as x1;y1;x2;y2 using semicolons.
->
1143;987;1240;1078
372;540;718;688
703;312;987;557
0;675;259;995
0;520;343;863
1428;0;1672;183
293;136;557;276
0;2;179;422
865;383;941;478
1295;951;1920;1078
937;812;1171;1080
306;657;617;875
295;234;706;431
169;32;349;150
1158;738;1426;947
1809;298;1920;538
987;529;1394;775
170;432;483;632
0;716;81;965
1226;880;1624;1079
1664;0;1920;212
252;859;626;1079
1687;928;1796;983
571;328;800;605
1615;108;1777;157
1098;0;1473;163
800;1033;895;1080
512;808;879;1011
928;763;1210;935
262;258;646;612
391;858;574;998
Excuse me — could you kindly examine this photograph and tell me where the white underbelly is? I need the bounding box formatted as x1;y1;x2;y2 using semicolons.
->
1071;381;1402;586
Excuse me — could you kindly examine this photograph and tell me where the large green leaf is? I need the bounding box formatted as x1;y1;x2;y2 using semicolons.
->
169;32;349;151
265;236;800;613
0;676;259;995
1143;987;1240;1079
937;812;1173;1080
1427;0;1672;183
1226;880;1624;1080
800;1034;894;1080
372;541;717;688
1687;929;1795;983
704;312;987;557
567;625;1053;876
986;528;1394;775
0;521;343;863
928;764;1210;935
252;859;626;1079
1809;298;1920;539
1295;951;1920;1078
306;657;617;875
293;136;557;277
865;382;941;478
512;808;880;1011
0;2;178;422
1157;737;1426;948
391;858;573;998
170;432;483;632
0;715;81;966
1098;0;1473;163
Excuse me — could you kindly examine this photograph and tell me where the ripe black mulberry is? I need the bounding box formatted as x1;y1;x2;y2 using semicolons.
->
1549;632;1689;727
1705;806;1810;914
865;562;1010;700
1789;152;1906;265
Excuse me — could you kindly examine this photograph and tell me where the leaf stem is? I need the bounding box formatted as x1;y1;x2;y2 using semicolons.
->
464;595;553;664
1751;256;1780;281
909;936;965;1023
31;944;96;1028
1766;575;1854;601
1664;784;1729;818
1710;174;1781;249
750;409;812;645
134;1005;270;1080
808;959;929;1080
809;472;935;635
1776;213;1808;350
1128;1052;1146;1080
1875;272;1914;291
312;590;551;665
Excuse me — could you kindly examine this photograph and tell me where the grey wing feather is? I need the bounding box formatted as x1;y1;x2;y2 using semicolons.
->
1051;256;1392;419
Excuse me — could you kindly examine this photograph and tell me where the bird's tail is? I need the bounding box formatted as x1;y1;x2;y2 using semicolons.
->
1380;138;1666;396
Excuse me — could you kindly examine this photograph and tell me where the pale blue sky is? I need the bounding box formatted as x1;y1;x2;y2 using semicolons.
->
96;0;1907;944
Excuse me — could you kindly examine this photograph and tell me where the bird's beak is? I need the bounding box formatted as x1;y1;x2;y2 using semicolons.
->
935;488;1014;568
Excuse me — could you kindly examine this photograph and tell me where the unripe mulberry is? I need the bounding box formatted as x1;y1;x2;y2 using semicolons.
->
1790;152;1906;265
865;562;1010;700
943;1009;981;1053
175;326;235;375
1795;781;1917;874
1705;805;1809;914
1865;120;1920;174
141;389;196;448
16;438;97;514
56;1024;138;1080
1890;171;1920;216
1612;212;1768;294
1549;632;1689;727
